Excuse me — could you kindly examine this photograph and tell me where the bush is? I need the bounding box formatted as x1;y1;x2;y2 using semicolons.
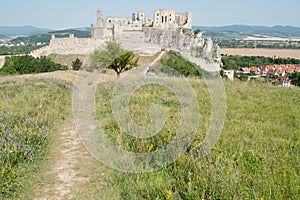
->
72;58;83;71
0;55;63;75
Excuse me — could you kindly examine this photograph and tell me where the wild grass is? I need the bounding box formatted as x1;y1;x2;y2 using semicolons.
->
0;79;71;197
95;79;300;199
0;72;299;199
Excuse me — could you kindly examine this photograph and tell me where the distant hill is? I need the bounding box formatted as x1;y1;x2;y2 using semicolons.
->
0;34;9;40
0;25;52;36
10;29;90;45
193;25;300;38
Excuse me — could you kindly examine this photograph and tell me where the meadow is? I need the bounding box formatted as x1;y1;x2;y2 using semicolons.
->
0;78;71;197
0;72;299;199
95;79;300;199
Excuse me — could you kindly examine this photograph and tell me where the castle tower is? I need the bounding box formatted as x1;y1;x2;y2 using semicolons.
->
97;10;104;27
153;10;176;29
137;11;146;24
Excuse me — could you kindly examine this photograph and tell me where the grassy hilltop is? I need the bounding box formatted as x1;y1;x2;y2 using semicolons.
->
94;79;299;200
0;71;299;199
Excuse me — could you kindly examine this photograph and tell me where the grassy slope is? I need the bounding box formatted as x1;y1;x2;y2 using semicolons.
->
48;54;87;68
96;79;300;199
0;70;299;199
0;79;72;198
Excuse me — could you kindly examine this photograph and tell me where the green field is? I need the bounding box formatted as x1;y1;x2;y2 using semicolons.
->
0;79;71;197
95;79;300;199
0;73;299;199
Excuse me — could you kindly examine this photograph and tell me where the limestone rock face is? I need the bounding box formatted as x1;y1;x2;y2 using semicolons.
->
144;28;221;64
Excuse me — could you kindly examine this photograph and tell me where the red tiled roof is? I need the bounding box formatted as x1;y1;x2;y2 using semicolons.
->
274;65;282;70
287;64;295;69
266;65;274;71
250;66;259;72
286;68;295;73
281;65;288;70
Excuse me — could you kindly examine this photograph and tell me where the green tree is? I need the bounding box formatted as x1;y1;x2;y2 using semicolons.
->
72;58;83;70
0;55;62;75
239;74;249;81
289;72;300;86
90;41;138;77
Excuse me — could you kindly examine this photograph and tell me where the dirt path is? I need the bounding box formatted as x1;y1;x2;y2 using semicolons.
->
33;120;90;200
20;72;117;200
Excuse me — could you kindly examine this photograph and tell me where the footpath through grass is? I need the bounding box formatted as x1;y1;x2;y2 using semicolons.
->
0;79;71;198
0;73;299;199
96;79;300;199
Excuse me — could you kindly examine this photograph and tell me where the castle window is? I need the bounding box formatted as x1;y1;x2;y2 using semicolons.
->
162;16;164;23
165;16;167;23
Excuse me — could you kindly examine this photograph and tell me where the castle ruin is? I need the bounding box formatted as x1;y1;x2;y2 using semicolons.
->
30;9;221;70
91;9;192;39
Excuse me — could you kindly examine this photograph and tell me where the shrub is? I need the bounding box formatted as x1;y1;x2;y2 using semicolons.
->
0;55;63;75
72;58;83;71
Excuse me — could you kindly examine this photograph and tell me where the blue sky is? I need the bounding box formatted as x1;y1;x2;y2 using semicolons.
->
1;0;300;29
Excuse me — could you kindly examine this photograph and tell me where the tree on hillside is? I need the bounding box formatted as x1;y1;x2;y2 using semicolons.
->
288;72;300;86
90;41;138;77
0;55;62;75
72;58;83;70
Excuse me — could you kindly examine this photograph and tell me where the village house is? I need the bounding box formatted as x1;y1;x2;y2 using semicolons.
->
235;63;299;87
224;70;235;81
239;67;251;74
249;66;260;75
279;77;292;88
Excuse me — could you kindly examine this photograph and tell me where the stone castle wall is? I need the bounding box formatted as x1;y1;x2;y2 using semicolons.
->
30;9;221;70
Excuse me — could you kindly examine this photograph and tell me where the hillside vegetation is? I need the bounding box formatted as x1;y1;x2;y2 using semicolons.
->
159;51;207;77
222;55;300;70
0;55;64;75
0;79;71;197
95;79;300;199
48;54;86;68
0;54;299;199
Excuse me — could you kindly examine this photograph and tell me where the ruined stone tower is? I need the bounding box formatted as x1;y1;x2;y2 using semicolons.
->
153;9;192;29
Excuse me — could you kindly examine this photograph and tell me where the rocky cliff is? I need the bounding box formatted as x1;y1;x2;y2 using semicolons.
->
144;28;221;64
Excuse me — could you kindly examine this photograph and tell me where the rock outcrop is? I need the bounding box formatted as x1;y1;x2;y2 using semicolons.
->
144;28;221;64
